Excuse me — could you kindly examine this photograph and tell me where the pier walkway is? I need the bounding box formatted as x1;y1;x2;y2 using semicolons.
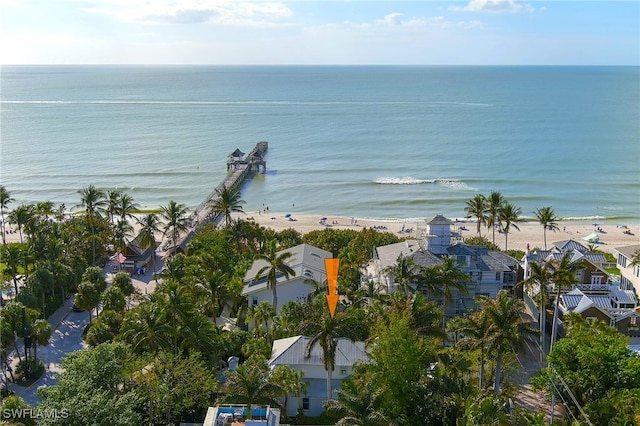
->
162;141;268;253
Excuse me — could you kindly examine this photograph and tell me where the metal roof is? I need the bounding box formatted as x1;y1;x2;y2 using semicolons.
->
244;243;332;284
616;244;640;259
269;336;368;368
552;239;588;254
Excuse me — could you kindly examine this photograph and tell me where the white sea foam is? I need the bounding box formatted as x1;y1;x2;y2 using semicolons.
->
374;177;435;185
434;179;477;191
374;177;476;191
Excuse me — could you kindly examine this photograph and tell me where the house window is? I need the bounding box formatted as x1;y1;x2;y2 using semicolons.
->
341;369;347;375
495;272;500;281
618;255;627;268
591;276;603;285
252;297;258;306
478;272;483;281
302;398;310;410
457;255;466;265
631;317;637;326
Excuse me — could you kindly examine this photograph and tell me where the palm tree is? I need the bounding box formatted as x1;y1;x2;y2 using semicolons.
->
458;311;491;389
484;191;505;245
1;244;23;296
325;379;393;426
384;253;420;297
522;260;554;367
31;318;53;366
249;301;277;342
113;219;134;252
224;356;283;420
271;365;308;418
195;269;229;318
106;189;123;224
137;213;161;280
414;264;442;300
210;184;245;228
161;200;189;251
34;201;55;220
389;292;446;341
437;256;471;327
119;303;173;354
534;206;559;250
77;185;107;265
254;241;295;312
548;252;580;351
299;301;364;400
8;204;33;244
0;316;16;382
499;202;522;251
75;281;101;324
477;290;537;394
116;192;139;223
155;280;197;355
0;186;13;244
464;194;487;237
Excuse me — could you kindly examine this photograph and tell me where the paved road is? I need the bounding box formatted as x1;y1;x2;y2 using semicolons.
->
3;258;165;406
5;297;88;406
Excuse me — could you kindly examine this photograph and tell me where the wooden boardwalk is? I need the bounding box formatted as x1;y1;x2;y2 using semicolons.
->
162;141;268;252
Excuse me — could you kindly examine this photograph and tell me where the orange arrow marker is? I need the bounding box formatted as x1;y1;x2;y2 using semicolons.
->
325;258;340;318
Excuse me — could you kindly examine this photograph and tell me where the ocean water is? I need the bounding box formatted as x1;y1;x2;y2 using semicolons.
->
1;65;639;221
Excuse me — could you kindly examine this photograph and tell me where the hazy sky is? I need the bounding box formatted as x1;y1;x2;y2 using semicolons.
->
1;0;638;65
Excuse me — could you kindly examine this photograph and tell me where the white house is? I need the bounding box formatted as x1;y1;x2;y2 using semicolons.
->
616;244;640;297
242;244;332;314
269;336;369;418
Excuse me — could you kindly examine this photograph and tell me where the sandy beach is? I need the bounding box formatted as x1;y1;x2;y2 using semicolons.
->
3;212;638;257
233;211;640;256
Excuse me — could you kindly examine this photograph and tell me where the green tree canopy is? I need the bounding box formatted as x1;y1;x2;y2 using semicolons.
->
36;343;144;426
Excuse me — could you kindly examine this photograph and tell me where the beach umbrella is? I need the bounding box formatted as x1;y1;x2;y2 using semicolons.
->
284;213;292;218
321;217;327;221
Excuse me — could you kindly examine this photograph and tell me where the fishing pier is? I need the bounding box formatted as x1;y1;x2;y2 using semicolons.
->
164;141;268;252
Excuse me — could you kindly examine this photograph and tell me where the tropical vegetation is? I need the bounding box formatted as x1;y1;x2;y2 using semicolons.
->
0;185;637;426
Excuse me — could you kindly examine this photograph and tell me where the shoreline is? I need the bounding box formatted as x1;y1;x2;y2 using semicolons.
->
234;211;640;256
3;211;638;257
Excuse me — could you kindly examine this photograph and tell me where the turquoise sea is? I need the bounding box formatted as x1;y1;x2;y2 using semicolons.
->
1;65;639;221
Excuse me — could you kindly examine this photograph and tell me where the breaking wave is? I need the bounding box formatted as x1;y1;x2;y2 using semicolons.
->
374;177;476;191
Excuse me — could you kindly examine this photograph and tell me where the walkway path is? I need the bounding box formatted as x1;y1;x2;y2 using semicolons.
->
2;258;166;406
4;294;88;406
